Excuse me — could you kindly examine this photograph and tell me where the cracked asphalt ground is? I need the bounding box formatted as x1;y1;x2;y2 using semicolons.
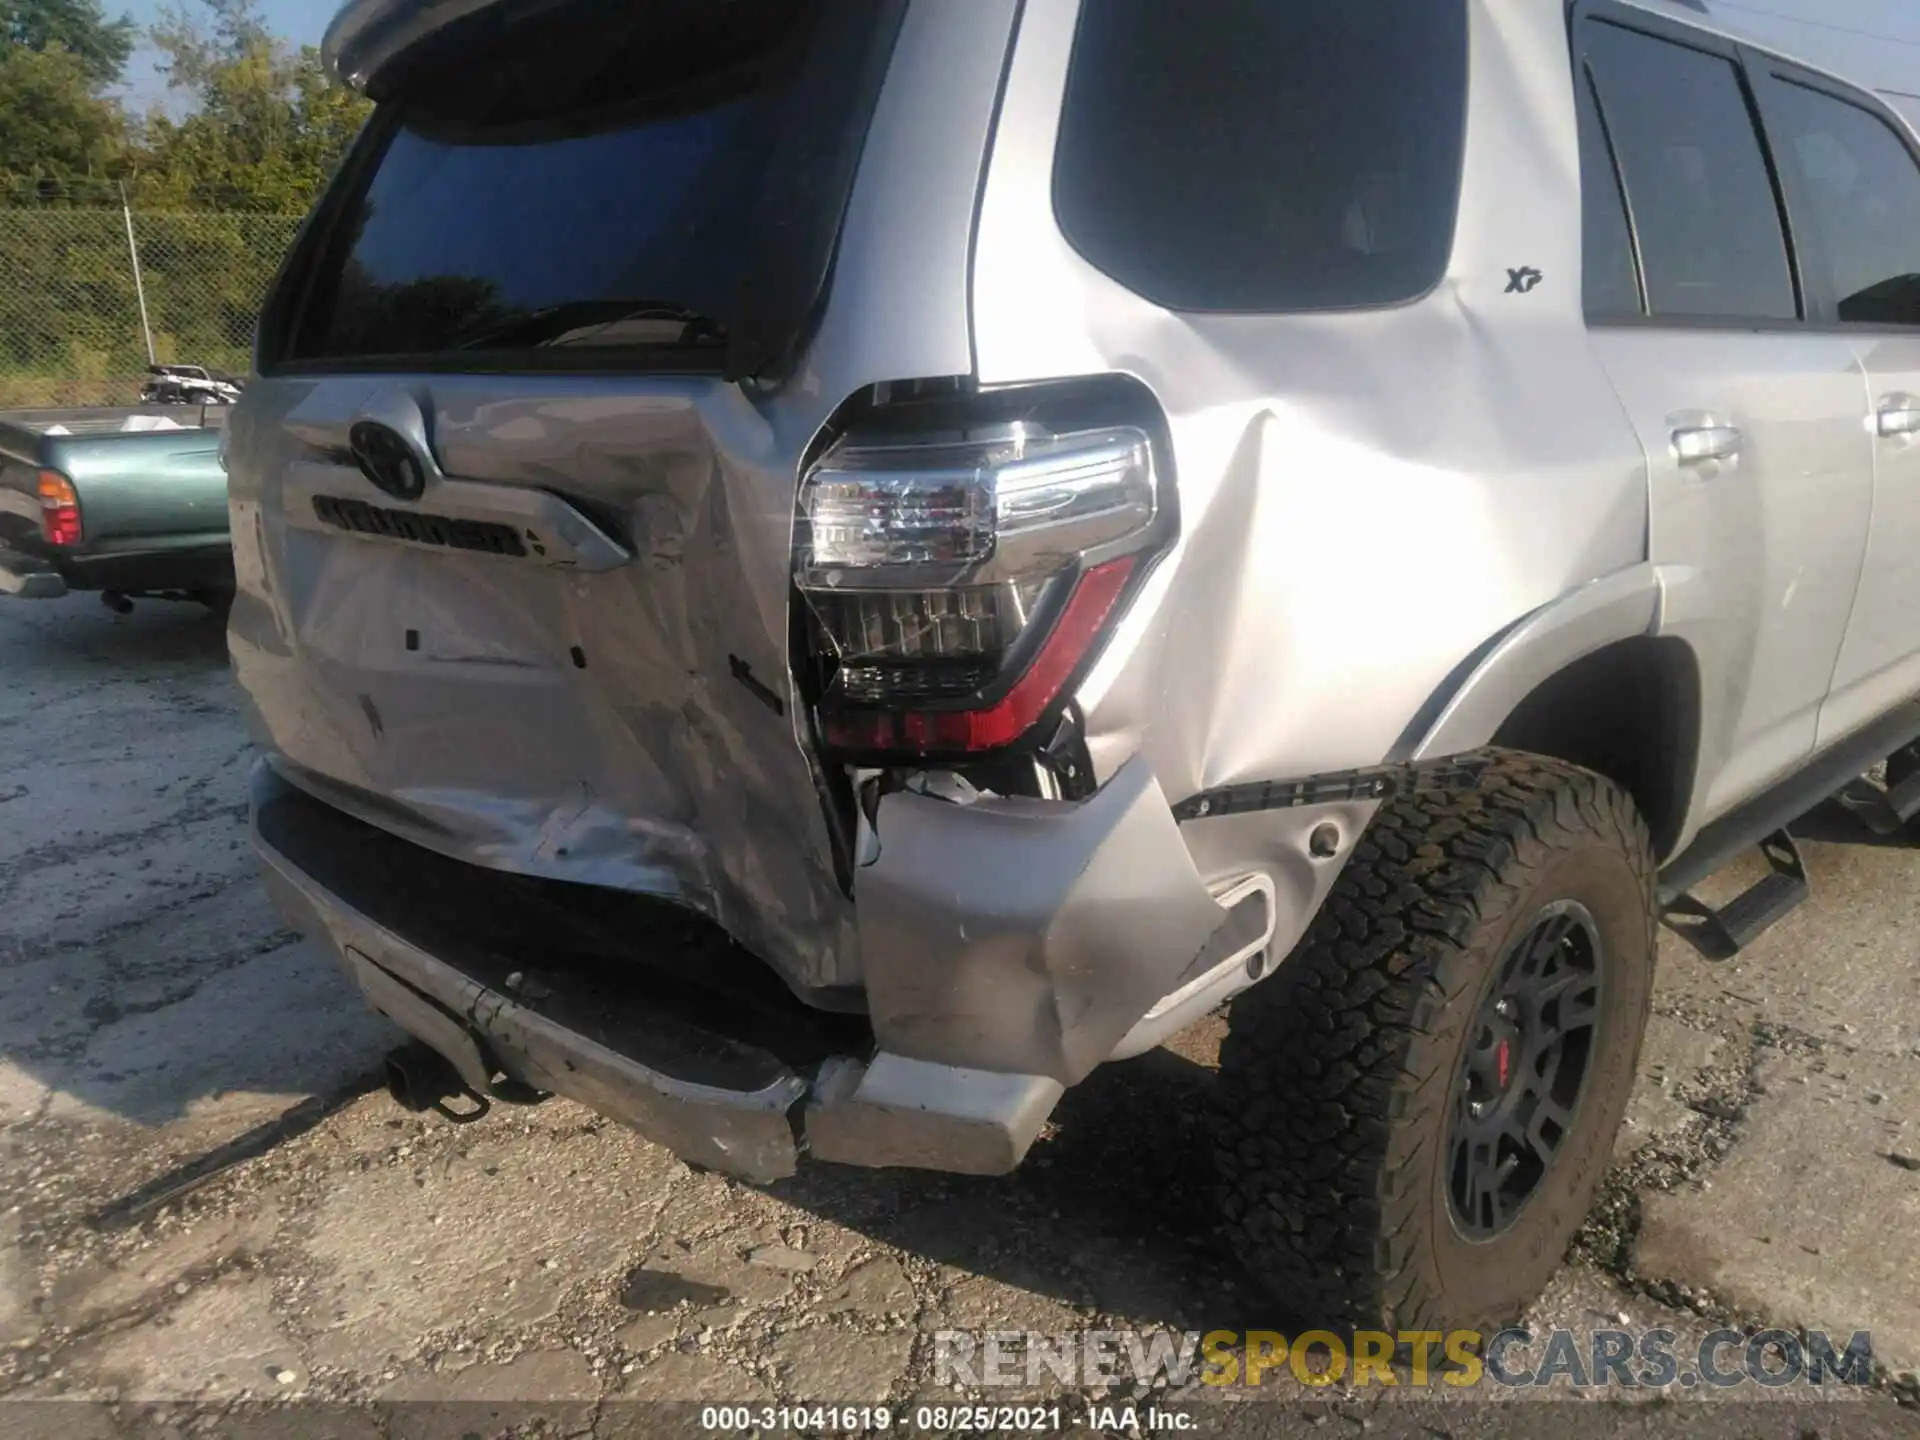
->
2;597;1918;1439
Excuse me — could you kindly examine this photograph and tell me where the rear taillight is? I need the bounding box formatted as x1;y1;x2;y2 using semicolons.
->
795;424;1165;759
37;471;81;547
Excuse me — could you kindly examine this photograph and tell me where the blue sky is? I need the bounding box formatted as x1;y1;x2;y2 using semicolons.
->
111;0;332;110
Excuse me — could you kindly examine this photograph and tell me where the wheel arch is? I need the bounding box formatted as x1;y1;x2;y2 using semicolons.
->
1406;565;1703;860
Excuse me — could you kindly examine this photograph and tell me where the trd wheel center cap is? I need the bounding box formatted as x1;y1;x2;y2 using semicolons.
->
1466;999;1525;1116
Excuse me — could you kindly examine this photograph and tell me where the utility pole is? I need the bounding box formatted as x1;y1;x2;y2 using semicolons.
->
120;182;157;368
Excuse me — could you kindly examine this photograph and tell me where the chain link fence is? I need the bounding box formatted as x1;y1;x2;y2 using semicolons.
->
0;208;304;408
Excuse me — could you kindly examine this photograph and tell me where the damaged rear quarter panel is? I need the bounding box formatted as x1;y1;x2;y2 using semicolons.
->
971;0;1650;799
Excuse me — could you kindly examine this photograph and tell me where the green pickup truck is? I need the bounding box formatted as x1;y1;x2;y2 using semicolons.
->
0;406;232;612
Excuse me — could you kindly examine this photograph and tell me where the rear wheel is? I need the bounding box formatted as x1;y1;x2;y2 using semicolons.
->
1212;752;1655;1333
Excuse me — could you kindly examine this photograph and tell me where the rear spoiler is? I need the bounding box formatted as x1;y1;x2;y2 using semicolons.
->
323;0;512;95
325;0;782;98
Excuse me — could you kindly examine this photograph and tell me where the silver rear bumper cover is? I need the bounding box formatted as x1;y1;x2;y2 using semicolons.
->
252;754;1367;1183
262;858;810;1182
251;760;1080;1182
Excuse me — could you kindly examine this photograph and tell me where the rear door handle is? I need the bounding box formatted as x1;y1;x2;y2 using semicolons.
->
1878;399;1920;437
1672;425;1742;464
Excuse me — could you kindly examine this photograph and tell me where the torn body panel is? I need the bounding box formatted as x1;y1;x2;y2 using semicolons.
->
231;375;863;991
254;758;1067;1180
240;0;1668;1190
228;0;1022;996
973;0;1651;805
855;757;1225;1085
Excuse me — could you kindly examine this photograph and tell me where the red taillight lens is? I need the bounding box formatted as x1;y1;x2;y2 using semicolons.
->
37;471;82;547
821;555;1137;754
796;424;1165;759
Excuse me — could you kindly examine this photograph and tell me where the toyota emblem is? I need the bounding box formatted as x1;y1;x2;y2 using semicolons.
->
348;420;427;501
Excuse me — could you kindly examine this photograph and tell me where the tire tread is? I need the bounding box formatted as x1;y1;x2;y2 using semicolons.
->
1212;749;1655;1333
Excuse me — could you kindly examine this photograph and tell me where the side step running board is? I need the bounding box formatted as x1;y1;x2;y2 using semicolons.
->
1833;767;1920;836
1661;698;1920;902
1652;703;1920;958
1663;829;1809;956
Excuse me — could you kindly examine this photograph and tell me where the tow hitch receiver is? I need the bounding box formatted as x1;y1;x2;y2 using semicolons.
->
383;1041;491;1123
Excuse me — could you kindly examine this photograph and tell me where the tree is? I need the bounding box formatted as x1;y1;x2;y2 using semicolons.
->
0;0;368;402
128;0;370;213
1;0;136;89
0;45;124;187
0;0;135;189
148;0;266;90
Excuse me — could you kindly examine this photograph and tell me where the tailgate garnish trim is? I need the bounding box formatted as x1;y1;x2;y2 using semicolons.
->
311;493;528;557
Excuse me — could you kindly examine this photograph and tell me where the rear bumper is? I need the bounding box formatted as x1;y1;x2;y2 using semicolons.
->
0;547;67;599
331;929;808;1182
0;540;232;597
252;751;1372;1182
250;761;1078;1182
62;542;233;594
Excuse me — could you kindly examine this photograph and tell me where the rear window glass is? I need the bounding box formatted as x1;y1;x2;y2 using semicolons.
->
1051;0;1469;313
287;1;889;364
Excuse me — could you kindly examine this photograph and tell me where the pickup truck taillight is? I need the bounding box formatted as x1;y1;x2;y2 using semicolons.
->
37;471;81;547
795;424;1165;760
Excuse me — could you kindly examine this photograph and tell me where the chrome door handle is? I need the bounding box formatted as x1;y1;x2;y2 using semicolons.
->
1672;425;1742;464
1878;404;1920;438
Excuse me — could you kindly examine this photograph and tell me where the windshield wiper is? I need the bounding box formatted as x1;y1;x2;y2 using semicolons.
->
450;300;729;351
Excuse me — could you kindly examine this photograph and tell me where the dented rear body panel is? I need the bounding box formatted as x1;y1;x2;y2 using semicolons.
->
972;0;1648;801
231;374;865;993
237;0;1674;1177
232;0;1019;997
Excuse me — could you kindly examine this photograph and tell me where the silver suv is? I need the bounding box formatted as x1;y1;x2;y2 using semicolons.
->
230;0;1920;1332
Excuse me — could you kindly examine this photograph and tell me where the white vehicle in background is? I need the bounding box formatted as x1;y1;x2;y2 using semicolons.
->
139;365;244;407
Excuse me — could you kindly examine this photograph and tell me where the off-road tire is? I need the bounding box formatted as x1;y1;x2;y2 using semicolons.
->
1212;751;1655;1334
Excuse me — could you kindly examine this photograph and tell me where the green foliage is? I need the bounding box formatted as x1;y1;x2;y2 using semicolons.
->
0;0;137;198
129;0;373;213
0;43;124;186
0;0;368;401
0;0;373;214
0;208;303;403
1;0;136;89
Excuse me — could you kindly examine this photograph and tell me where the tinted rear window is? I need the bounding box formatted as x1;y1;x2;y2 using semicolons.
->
1052;0;1469;313
286;0;898;366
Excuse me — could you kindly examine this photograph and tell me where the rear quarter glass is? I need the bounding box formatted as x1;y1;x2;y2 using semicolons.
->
1051;0;1469;314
